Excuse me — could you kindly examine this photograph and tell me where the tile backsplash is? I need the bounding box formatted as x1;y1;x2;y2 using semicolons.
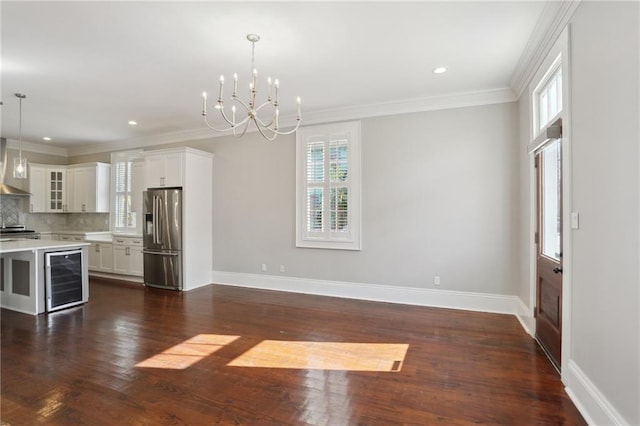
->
0;197;27;227
1;196;110;232
25;213;110;232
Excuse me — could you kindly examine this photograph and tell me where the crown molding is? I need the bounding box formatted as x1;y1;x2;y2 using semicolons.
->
5;138;69;157
66;87;516;156
301;87;516;127
510;0;582;99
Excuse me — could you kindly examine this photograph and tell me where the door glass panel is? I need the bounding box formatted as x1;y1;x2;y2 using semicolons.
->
541;140;561;260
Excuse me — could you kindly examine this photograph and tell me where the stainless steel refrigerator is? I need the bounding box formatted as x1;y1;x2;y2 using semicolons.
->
143;188;183;290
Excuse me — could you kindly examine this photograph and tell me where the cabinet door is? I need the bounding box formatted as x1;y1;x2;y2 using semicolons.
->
47;169;66;212
29;166;47;213
65;168;75;212
129;244;143;277
88;244;100;271
81;167;97;212
144;155;165;188
144;153;183;188
112;245;130;274
163;152;183;187
99;243;113;272
94;163;111;213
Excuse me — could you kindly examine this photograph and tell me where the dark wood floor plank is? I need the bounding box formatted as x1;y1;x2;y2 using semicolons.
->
1;278;586;425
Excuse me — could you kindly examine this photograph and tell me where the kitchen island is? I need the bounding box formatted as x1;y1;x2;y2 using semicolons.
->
0;239;90;315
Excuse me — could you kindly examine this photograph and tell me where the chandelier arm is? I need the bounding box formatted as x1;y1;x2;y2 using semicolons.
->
232;97;252;112
254;115;273;128
255;122;279;141
235;118;252;138
203;114;235;132
272;119;302;135
218;106;236;127
254;100;274;113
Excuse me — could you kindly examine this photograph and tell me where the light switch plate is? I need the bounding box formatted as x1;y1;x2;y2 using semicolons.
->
570;212;579;229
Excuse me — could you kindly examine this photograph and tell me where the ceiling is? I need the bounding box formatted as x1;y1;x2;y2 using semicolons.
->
1;1;548;153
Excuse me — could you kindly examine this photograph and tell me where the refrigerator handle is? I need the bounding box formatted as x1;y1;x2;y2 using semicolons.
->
156;195;162;245
153;195;159;245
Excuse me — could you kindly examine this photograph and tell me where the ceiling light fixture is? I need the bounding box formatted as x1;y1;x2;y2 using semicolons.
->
201;34;301;141
13;93;27;179
128;120;138;126
43;137;52;141
433;67;447;74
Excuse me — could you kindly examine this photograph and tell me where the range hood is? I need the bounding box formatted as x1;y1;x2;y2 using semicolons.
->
0;137;31;196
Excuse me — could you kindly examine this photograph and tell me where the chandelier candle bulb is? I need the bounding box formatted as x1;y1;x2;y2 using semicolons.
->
274;79;279;105
202;92;207;115
297;97;301;119
218;75;224;101
233;73;238;97
267;77;272;101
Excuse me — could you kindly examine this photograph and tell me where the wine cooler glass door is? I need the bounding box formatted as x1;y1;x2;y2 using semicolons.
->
46;249;84;312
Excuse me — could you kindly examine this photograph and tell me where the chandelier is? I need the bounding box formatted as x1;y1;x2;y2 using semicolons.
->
13;93;27;179
201;34;301;141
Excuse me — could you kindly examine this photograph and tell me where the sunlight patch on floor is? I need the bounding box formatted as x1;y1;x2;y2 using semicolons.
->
135;334;240;369
228;341;409;372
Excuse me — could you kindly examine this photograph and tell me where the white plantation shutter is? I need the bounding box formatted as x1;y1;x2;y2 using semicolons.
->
111;151;141;233
296;121;361;250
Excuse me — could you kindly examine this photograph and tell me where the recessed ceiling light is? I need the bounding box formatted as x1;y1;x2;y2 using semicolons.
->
433;67;447;74
128;120;138;126
42;136;52;141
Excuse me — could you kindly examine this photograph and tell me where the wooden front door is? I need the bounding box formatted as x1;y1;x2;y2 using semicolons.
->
535;139;563;371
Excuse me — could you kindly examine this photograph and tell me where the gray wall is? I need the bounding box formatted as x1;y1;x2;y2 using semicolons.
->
517;2;639;423
207;102;520;294
569;2;639;423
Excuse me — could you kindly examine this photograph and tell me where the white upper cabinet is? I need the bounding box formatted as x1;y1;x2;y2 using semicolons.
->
68;163;111;213
143;150;184;188
29;164;67;213
28;165;47;213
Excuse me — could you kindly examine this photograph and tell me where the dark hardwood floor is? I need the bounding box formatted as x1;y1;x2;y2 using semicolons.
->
1;278;586;425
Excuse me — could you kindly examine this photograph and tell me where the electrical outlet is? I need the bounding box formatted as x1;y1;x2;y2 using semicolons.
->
434;275;441;286
279;264;285;273
261;263;267;272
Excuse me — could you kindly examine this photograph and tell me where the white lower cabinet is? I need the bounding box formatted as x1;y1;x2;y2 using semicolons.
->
88;242;113;273
112;237;143;277
130;246;143;276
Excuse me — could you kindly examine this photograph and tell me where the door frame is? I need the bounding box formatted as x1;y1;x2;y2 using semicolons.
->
527;27;573;379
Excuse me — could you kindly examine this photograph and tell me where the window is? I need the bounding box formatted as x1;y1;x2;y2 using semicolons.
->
534;54;562;136
111;150;142;234
296;121;361;250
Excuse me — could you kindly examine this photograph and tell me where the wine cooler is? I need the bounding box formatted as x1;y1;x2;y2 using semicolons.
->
45;249;85;312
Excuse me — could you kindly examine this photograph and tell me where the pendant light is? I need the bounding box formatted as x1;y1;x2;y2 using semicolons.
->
13;93;27;179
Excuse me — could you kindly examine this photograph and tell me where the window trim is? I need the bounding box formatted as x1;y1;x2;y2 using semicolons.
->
296;121;362;250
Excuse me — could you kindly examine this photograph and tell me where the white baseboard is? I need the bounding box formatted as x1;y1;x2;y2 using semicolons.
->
212;270;519;315
565;360;629;426
516;297;535;337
